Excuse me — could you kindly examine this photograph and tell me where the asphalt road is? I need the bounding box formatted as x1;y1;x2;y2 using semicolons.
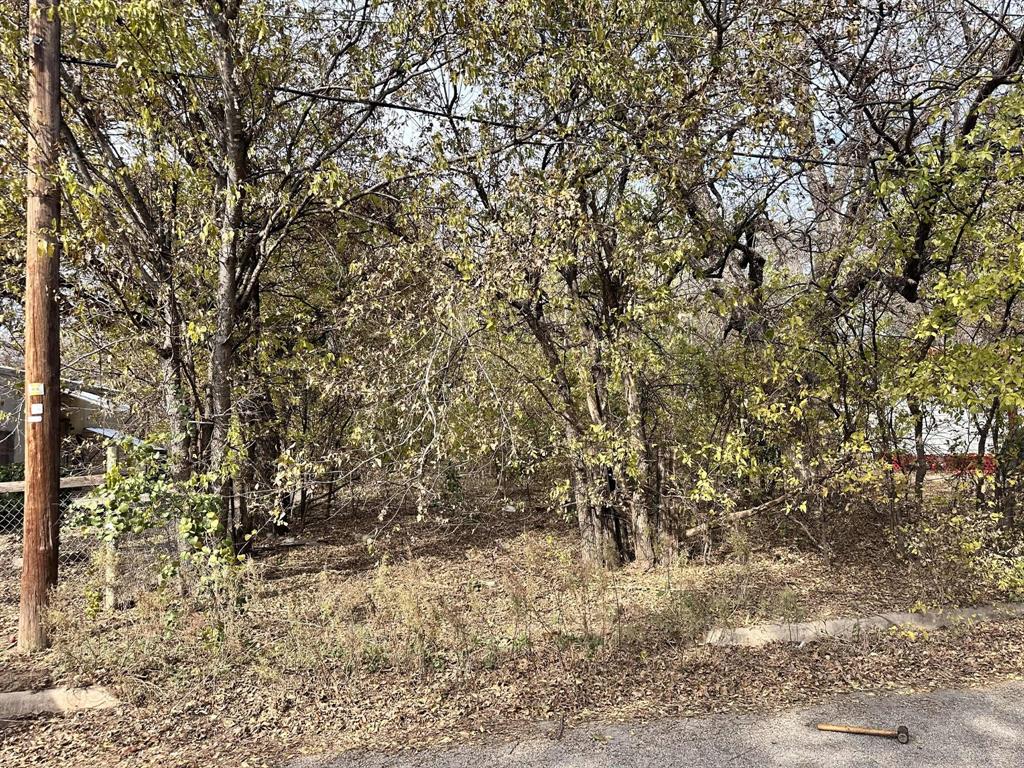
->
291;680;1024;768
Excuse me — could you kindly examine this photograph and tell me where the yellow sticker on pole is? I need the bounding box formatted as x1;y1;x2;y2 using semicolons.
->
28;382;44;396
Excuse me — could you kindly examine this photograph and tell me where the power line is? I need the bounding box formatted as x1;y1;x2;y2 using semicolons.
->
61;55;529;132
61;54;869;169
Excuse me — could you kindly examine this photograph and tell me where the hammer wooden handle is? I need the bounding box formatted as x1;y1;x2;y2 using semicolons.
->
816;723;910;743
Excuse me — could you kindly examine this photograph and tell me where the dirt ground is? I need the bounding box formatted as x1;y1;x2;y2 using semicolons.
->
1;503;1022;767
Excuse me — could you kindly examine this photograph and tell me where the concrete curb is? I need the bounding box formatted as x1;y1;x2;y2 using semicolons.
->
703;602;1024;647
0;685;120;717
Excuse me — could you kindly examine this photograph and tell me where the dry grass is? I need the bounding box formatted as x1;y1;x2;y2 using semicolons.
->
0;500;1021;766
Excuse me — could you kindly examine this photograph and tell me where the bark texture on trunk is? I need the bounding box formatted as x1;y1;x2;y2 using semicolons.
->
623;368;658;566
908;397;927;505
159;277;191;480
236;384;281;549
19;0;62;653
208;3;247;540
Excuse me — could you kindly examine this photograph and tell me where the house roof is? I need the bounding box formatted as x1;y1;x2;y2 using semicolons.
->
85;426;142;445
0;364;118;411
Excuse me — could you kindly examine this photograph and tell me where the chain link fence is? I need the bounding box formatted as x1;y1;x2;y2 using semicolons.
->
2;485;175;627
0;486;101;562
0;468;321;627
1;486;103;634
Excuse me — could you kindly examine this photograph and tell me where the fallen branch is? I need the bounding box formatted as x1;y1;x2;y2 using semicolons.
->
683;494;791;539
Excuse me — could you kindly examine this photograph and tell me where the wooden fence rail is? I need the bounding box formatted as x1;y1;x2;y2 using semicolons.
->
0;475;104;494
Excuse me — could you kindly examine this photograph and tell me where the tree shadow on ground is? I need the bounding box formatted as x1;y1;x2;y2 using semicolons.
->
254;492;563;584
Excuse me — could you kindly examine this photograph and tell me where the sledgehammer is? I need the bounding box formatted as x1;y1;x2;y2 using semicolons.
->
816;722;910;744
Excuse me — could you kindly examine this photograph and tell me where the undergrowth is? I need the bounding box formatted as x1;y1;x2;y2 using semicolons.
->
43;512;1022;708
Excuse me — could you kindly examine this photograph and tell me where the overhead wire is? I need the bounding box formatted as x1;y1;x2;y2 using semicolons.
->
60;54;871;168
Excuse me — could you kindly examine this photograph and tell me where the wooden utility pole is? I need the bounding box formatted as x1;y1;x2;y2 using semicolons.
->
19;0;61;653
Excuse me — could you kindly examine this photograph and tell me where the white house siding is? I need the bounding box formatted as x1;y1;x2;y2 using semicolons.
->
0;367;121;468
0;375;20;464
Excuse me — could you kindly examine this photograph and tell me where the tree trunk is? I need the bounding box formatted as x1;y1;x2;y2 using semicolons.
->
565;422;606;567
237;383;281;550
159;278;191;480
579;344;628;565
976;398;998;504
208;4;247;542
623;368;658;566
157;275;195;590
907;397;927;506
